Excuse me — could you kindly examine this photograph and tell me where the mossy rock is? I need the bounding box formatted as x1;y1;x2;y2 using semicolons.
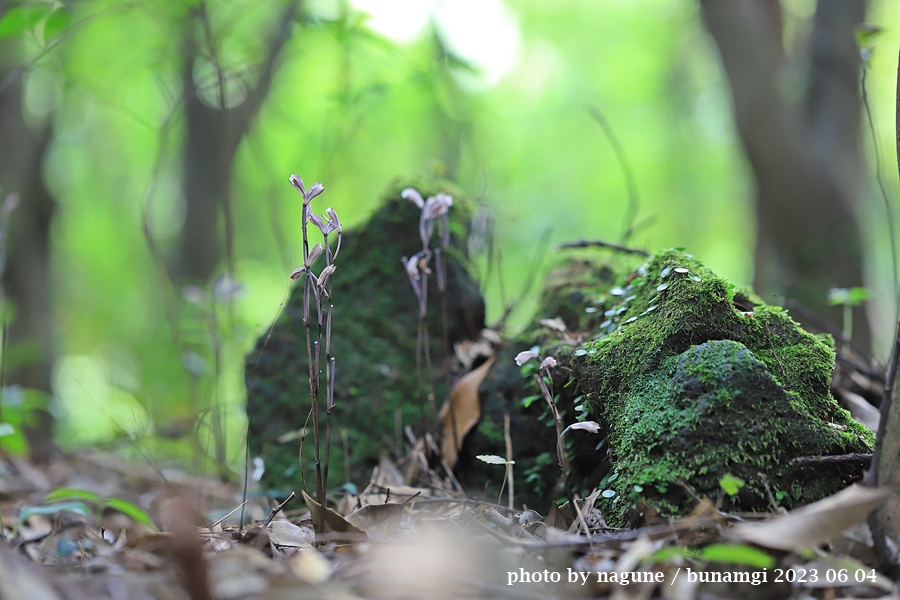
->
246;177;485;492
572;249;874;525
456;247;646;507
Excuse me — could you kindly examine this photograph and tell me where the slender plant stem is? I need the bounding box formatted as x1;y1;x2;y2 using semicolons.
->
861;63;899;342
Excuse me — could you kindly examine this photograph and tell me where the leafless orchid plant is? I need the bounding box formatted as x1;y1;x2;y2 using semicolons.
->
288;174;342;534
515;350;600;511
401;188;453;424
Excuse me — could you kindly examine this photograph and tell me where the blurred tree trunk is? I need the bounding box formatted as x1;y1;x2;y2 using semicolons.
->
699;0;870;352
175;1;298;283
0;49;57;462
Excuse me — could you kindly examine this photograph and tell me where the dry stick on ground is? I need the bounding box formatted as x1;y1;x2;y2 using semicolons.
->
504;410;514;510
262;491;296;528
790;453;872;468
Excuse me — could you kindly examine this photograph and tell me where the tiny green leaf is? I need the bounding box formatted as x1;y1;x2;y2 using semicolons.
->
46;488;101;503
827;287;868;306
0;422;14;437
0;6;52;40
103;497;157;529
700;544;775;569
17;501;91;524
719;474;745;496
601;489;615;498
646;546;698;564
725;283;736;302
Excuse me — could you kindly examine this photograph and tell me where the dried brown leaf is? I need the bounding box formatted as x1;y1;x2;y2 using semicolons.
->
439;357;495;468
539;317;567;332
372;454;405;488
545;501;575;531
301;490;365;537
267;520;314;549
345;503;405;535
731;484;890;551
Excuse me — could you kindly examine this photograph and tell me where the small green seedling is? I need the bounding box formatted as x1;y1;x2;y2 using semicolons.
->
477;454;515;506
719;474;745;496
33;487;157;530
828;287;870;342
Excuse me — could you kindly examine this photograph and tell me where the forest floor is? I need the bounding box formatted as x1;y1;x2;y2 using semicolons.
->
0;434;897;600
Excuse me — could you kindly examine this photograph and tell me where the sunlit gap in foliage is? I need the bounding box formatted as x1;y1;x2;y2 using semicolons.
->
349;0;522;87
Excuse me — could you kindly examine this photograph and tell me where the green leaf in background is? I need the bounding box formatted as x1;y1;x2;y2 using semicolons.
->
646;546;698;564
719;474;745;496
41;6;71;41
103;497;157;530
0;5;53;40
0;422;14;437
700;543;775;569
827;287;870;307
17;501;91;524
45;487;101;502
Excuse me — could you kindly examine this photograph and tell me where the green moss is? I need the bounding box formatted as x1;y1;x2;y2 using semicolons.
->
246;176;485;492
575;249;873;526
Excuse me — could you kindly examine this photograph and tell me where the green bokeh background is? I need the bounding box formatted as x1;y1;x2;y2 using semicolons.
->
2;0;898;474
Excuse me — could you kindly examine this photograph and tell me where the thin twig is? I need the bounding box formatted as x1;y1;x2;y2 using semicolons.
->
262;491;296;528
557;239;649;256
586;105;641;242
503;410;514;510
789;453;871;468
862;61;899;338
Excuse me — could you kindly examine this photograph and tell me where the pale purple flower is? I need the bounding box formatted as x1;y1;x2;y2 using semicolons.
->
402;187;425;209
404;255;420;280
325;207;341;234
306;243;325;267
305;182;324;203
310;212;335;236
289;174;306;196
515;350;540;367
539;356;558;371
317;264;337;288
423;193;453;220
565;421;600;435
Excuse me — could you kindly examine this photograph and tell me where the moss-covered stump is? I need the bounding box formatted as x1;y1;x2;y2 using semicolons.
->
574;249;874;525
246;177;485;492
